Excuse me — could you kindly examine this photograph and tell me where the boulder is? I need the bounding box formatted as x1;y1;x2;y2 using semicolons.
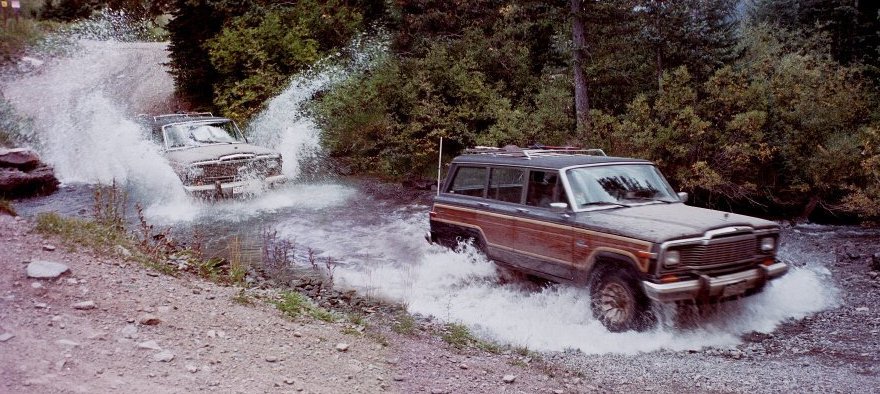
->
0;148;41;171
0;165;59;198
26;260;69;279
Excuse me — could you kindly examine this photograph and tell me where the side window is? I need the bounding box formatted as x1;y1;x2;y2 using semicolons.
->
447;166;486;197
488;167;524;203
525;170;562;207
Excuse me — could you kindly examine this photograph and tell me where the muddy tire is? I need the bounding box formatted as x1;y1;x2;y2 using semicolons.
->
589;267;654;332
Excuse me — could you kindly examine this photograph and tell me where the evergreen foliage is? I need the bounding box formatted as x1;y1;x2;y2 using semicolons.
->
162;0;880;220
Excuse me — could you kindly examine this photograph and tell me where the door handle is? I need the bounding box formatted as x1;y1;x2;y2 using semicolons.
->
516;208;529;213
478;202;489;207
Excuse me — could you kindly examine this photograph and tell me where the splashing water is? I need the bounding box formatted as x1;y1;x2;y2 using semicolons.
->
2;40;186;203
284;203;839;354
247;34;389;179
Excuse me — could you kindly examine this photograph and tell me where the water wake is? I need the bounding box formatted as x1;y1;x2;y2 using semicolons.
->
302;206;839;354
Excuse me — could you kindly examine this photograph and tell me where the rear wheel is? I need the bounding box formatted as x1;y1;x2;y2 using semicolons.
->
589;267;654;332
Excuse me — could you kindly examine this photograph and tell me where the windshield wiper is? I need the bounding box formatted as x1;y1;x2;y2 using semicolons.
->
623;197;674;204
581;201;629;208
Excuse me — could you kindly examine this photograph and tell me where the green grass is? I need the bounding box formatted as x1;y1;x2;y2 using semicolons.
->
35;212;135;253
274;291;336;322
442;323;475;349
391;313;417;335
232;289;255;305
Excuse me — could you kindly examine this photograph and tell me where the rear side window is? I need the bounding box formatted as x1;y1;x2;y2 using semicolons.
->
488;167;524;203
525;170;562;207
447;166;487;197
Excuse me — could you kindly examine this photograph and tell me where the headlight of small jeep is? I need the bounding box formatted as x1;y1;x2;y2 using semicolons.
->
760;237;775;252
663;250;681;267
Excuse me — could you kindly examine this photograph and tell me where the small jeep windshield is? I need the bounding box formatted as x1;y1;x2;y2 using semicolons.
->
163;121;243;148
566;164;677;208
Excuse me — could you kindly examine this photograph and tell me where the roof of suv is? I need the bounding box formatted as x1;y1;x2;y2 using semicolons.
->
452;152;651;170
138;113;230;129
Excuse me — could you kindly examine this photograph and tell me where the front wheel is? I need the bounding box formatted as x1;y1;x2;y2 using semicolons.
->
589;267;654;332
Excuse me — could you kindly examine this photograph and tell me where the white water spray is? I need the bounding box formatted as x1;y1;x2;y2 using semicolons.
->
280;205;839;354
2;40;186;202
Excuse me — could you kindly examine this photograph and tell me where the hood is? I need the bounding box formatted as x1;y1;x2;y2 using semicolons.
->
163;143;279;165
576;203;778;243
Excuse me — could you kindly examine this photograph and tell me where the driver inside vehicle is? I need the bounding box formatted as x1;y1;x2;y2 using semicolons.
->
526;171;561;208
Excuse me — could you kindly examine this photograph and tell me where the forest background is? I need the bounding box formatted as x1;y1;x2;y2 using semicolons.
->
5;0;880;222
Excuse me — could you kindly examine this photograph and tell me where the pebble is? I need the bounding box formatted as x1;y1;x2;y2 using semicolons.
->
284;378;295;385
502;374;517;383
56;339;80;347
138;314;161;325
34;302;48;309
856;307;870;314
392;375;405;382
31;282;43;289
115;245;132;258
121;324;138;338
26;261;69;279
336;343;350;352
293;331;303;338
0;332;14;342
265;355;279;362
137;340;162;350
459;363;469;370
65;278;78;285
186;364;199;373
72;301;97;310
153;350;175;362
43;244;56;251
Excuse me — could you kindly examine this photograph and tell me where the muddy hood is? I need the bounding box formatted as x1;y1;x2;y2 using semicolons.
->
576;203;778;243
163;143;279;165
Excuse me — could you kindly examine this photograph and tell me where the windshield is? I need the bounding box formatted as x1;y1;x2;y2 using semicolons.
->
163;121;244;148
565;164;678;208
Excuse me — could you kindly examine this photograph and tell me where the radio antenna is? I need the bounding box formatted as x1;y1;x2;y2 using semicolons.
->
436;137;443;196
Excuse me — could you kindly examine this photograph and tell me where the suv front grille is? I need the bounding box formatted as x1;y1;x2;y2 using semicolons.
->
190;157;281;185
678;237;757;268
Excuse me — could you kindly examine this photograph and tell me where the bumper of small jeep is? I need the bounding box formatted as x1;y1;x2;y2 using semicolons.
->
642;261;789;303
183;174;287;197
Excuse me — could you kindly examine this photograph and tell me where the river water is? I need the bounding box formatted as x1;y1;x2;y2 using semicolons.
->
2;39;845;354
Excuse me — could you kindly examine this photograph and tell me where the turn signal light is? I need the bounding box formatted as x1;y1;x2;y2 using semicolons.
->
660;275;679;283
762;258;775;266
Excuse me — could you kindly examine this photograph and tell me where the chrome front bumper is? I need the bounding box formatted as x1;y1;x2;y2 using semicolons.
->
183;174;287;195
642;262;789;303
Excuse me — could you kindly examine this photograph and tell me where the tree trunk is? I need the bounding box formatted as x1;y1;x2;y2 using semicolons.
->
570;0;590;137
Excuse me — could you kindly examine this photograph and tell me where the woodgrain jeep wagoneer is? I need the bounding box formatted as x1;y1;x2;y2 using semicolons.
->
428;146;789;332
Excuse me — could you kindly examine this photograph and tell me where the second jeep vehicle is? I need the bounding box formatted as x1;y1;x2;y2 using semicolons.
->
428;146;788;332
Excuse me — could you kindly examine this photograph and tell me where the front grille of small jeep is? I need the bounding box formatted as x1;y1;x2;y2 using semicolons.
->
677;236;757;269
190;157;281;185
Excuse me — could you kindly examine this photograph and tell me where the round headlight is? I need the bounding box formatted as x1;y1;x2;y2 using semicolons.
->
760;237;775;252
664;250;681;267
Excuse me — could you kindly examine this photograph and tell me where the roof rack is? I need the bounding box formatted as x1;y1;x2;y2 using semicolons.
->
464;145;606;159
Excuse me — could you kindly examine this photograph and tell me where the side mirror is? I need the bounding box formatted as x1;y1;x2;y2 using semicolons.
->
677;192;689;203
550;202;568;213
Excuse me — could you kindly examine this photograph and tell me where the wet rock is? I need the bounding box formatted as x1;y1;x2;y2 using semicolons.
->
0;332;14;342
153;350;174;362
138;340;162;350
0;148;41;171
0;165;59;198
502;374;517;383
26;260;69;279
138;314;161;326
72;300;97;310
335;343;350;352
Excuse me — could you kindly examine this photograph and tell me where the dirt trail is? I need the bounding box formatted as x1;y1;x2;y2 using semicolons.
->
0;215;391;393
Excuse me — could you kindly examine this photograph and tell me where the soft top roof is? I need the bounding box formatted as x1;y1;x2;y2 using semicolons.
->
451;151;651;170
